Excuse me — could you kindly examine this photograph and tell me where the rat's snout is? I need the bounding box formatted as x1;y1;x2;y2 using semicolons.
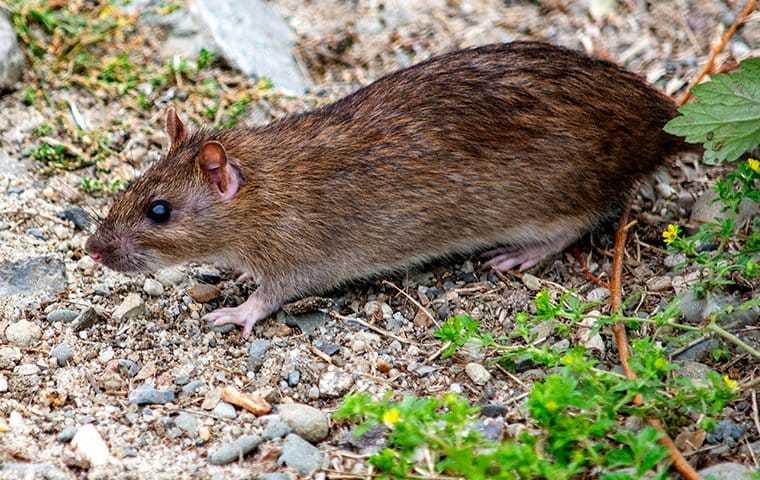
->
85;236;112;263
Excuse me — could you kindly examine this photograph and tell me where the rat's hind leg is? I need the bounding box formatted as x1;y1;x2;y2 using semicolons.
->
203;290;281;338
482;236;577;272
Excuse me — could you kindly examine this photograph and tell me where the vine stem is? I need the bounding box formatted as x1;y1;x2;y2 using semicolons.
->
707;323;760;359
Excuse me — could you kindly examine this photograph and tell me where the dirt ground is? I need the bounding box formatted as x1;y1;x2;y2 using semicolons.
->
0;0;758;479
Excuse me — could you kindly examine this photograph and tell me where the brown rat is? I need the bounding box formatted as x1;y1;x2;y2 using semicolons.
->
86;41;686;337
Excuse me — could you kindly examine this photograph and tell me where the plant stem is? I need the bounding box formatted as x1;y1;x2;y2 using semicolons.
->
707;323;760;359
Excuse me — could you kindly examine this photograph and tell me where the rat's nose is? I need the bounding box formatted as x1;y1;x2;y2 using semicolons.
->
85;236;108;263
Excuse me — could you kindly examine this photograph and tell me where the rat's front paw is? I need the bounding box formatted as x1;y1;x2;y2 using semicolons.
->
204;306;259;338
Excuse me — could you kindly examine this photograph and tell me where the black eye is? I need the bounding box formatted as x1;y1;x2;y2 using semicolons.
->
147;200;172;223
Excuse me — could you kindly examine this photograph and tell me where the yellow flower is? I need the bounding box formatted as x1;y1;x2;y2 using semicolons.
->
722;375;738;391
545;400;558;413
662;224;679;245
382;408;401;427
748;158;760;174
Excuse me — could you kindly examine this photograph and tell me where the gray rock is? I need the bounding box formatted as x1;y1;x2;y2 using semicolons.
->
51;343;74;367
188;0;311;93
72;307;103;332
646;276;672;292
0;11;24;90
680;290;707;323
57;426;77;443
213;401;237;419
128;387;175;405
287;370;300;387
698;462;753;480
175;412;199;435
0;346;22;369
208;434;263;465
0;148;30;177
521;273;541;291
112;293;145;322
248;339;270;372
0;256;66;299
118;359;140;378
143;278;164;296
676;361;714;388
318;370;354;397
706;419;745;447
0;463;69;480
181;380;205;396
258;474;292;480
691;189;758;227
465;362;491;385
277;403;329;443
586;287;610;302
472;417;503;441
58;207;90;230
156;267;186;286
283;311;327;336
671;337;720;362
5;320;42;347
315;341;339;356
15;363;40;376
664;253;687;268
46;309;78;323
278;434;324;475
263;415;292;440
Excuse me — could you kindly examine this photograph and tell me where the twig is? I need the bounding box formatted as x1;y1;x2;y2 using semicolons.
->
329;311;419;346
677;0;758;105
706;323;760;359
495;364;529;390
608;205;701;480
382;280;439;328
426;341;451;363
752;390;760;438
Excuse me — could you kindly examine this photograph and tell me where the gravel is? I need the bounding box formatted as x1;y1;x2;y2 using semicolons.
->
318;370;354;397
213;401;237;419
50;343;74;366
4;319;42;347
207;434;263;465
278;434;324;475
112;293;146;321
128;387;176;405
248;339;270;372
46;308;78;322
277;403;329;443
465;362;491;385
143;278;165;296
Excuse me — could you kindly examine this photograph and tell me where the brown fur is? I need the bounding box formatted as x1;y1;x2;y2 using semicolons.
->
88;41;683;307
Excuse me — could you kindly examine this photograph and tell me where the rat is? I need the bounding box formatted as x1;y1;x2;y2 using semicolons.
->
85;41;687;337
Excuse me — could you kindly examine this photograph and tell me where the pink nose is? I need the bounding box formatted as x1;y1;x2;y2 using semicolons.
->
90;252;102;263
85;236;108;263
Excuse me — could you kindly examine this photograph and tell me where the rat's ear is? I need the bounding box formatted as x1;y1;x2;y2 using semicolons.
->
198;141;240;201
165;106;187;147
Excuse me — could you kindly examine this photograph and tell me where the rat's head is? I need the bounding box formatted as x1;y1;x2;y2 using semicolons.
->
85;107;244;272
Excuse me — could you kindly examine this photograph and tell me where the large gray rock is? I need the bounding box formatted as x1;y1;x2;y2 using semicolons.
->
0;256;67;299
278;434;324;475
0;12;24;91
277;403;329;443
698;462;754;479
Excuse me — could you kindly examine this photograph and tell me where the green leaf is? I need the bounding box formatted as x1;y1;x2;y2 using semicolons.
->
664;58;760;163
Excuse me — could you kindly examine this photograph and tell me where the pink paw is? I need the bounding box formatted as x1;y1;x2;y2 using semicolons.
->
481;244;562;272
203;306;257;338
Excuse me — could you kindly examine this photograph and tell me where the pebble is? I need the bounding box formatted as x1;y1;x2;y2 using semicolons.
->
143;278;165;296
57;426;77;443
4;320;42;347
51;343;74;366
283;311;327;335
677;361;714;388
181;380;205;396
0;374;7;393
315;341;339;356
156;267;185;286
465;362;491;385
112;293;145;322
46;309;78;323
77;255;96;272
58;207;90;230
72;307;102;332
175;412;199;435
579;311;605;353
0;346;22;369
586;287;610;302
472;417;503;441
706;419;745;447
207;434;263;465
14;363;40;376
187;284;221;303
364;301;393;320
277;403;329;443
247;339;270;372
118;359;140;378
664;253;687;268
318;370;354;397
258;474;292;480
98;348;114;363
128;387;176;405
698;463;753;480
480;403;507;418
278;434;324;475
72;424;111;467
263;415;292;440
521;273;541;291
680;290;706;323
307;386;320;400
213;401;237;419
287;370;301;387
646;276;672;292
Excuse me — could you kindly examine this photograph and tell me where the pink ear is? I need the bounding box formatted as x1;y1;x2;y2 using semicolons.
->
165;106;187;147
199;141;240;201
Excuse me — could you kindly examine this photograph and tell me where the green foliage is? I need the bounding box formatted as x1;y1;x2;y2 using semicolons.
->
434;314;480;358
664;59;760;163
80;176;126;195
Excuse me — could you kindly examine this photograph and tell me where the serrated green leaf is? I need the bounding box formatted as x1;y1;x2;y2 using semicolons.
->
664;58;760;163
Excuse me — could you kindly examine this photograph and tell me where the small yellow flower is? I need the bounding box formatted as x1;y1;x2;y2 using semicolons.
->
748;158;760;174
382;408;401;427
722;375;738;391
662;224;679;245
545;400;558;413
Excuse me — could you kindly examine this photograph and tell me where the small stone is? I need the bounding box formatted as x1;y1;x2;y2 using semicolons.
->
112;293;145;321
283;311;327;336
247;339;270;372
698;463;753;480
181;380;205;396
646;276;672;292
14;363;40;376
156;267;185;286
677;361;715;388
278;434;324;475
72;307;103;332
5;320;42;347
72;424;111;467
51;343;74;367
0;346;22;369
315;341;339;356
208;434;263;465
57;426;77;443
118;359;140;378
664;253;687;268
472;417;503;441
175;412;199;435
128;387;175;405
480;403;507;418
705;419;745;447
98;348;114;364
0;374;7;393
307;386;320;400
680;290;706;324
586;287;610;302
58;207;90;230
263;415;292;440
521;273;541;291
213;401;237;419
278;403;329;443
258;474;292;480
579;311;605;353
187;284;221;303
318;370;354;397
287;370;301;387
77;256;96;272
364;301;393;321
143;278;164;296
465;363;491;385
46;309;78;323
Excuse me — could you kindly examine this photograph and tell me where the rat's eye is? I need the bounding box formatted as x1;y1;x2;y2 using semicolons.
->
147;200;172;223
